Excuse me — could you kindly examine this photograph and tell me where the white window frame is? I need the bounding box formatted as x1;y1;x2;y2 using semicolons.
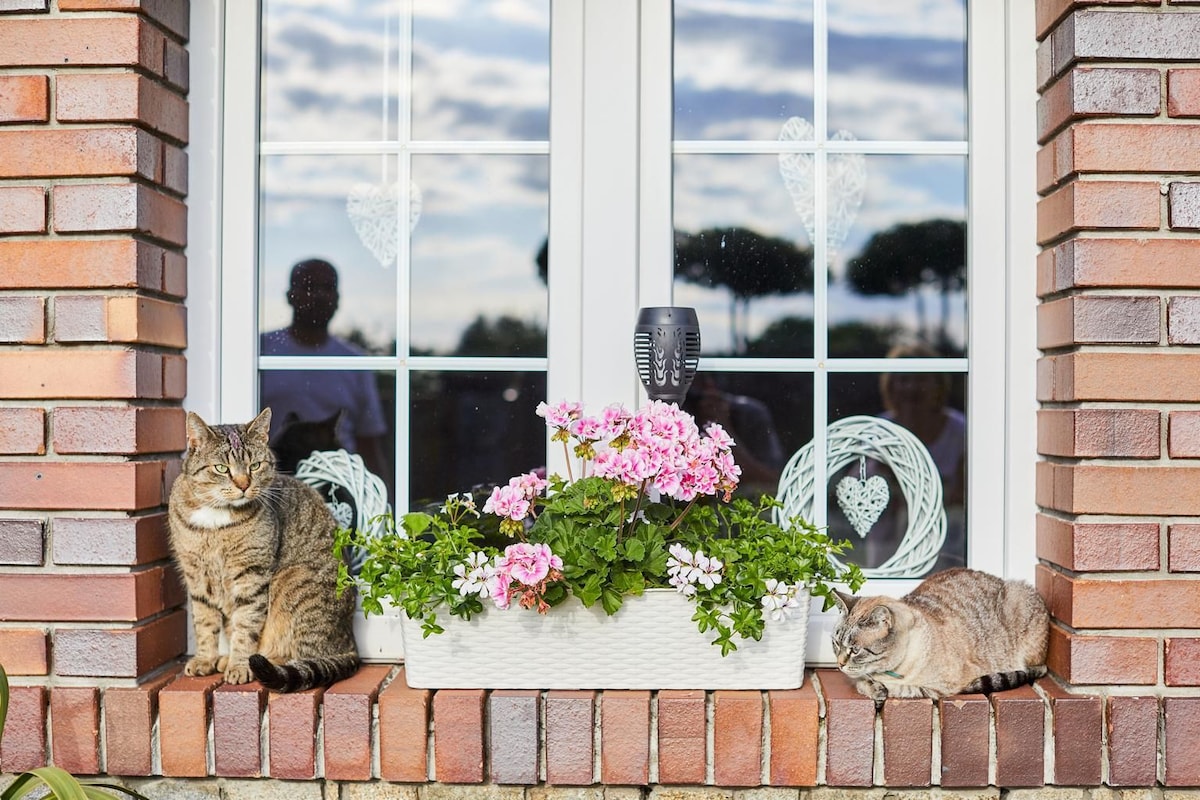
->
186;0;1037;665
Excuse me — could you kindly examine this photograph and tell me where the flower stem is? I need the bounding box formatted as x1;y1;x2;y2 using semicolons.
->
667;496;698;533
561;438;574;483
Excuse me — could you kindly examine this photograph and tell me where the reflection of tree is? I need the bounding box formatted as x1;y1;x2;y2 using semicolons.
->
844;219;966;349
674;228;813;354
454;315;546;357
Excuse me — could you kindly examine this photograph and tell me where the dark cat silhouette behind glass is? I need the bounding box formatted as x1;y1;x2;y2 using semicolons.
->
272;410;343;473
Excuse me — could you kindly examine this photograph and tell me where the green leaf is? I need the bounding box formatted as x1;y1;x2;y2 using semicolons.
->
12;767;89;800
620;538;645;563
0;663;8;750
599;586;624;616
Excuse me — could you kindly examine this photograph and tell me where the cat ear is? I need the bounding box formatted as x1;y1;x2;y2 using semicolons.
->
865;604;894;629
248;407;273;441
185;412;212;450
833;589;858;615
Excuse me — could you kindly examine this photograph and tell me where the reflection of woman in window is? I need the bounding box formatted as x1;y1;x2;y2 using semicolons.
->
878;342;966;571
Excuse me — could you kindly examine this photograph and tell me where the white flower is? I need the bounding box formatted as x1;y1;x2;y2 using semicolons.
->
694;552;723;590
760;578;802;621
451;551;495;598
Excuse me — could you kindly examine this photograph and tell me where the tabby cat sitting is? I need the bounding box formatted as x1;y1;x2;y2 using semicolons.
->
832;567;1048;707
167;408;359;692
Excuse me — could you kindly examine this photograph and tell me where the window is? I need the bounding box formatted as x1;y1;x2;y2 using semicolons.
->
191;0;1036;663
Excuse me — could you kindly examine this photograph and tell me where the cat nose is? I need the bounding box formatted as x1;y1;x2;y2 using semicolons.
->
232;475;251;491
837;654;848;668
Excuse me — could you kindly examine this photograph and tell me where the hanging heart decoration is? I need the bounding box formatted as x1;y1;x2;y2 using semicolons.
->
777;116;867;258
346;180;423;268
835;473;890;538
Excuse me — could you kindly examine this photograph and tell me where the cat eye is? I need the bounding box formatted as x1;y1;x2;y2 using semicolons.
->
212;465;230;474
250;461;264;471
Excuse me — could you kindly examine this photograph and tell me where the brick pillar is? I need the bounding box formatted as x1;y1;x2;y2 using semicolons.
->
0;2;189;687
1035;0;1200;693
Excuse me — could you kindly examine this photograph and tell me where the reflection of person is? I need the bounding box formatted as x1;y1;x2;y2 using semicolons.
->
260;258;389;482
875;342;966;571
684;374;786;495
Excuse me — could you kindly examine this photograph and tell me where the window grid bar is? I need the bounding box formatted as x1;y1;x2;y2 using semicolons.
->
673;139;967;155
811;0;830;529
393;0;415;515
259;140;549;155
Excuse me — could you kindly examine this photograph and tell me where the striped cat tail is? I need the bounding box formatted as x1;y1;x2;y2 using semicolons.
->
963;664;1047;694
249;653;361;692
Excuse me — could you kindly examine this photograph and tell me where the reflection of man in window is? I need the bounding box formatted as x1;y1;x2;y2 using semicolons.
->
260;258;389;482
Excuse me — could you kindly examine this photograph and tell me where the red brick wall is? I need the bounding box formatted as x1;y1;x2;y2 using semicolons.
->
0;0;189;686
1035;0;1200;699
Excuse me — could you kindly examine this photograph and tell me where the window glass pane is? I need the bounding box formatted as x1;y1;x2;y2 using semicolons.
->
261;0;400;142
827;367;967;576
410;154;548;357
412;0;550;141
673;0;815;141
828;0;966;141
682;370;814;500
410;371;547;507
260;369;396;499
260;154;400;355
674;155;815;358
832;155;968;358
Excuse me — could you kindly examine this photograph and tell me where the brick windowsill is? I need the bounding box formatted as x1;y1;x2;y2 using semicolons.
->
3;666;1198;788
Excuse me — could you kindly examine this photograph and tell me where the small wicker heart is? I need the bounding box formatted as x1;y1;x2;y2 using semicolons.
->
835;474;889;538
346;181;423;268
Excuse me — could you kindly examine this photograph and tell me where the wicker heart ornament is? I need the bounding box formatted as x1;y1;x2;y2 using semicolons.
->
346;181;423;268
835;473;889;538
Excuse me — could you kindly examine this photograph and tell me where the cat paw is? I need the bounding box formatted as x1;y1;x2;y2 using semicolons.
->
223;661;254;685
184;656;219;676
216;655;229;673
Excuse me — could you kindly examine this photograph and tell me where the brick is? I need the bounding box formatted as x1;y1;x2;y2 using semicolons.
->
0;350;168;400
1169;69;1200;117
103;667;178;776
0;239;180;293
1037;296;1160;348
1038;462;1200;517
1037;677;1103;786
163;36;188;92
52;183;186;246
323;665;390;781
1036;180;1161;245
1035;515;1159;572
599;691;650;786
1037;67;1159;142
1170;182;1200;231
0;17;150;68
267;688;323;780
0;296;44;345
1170;297;1200;345
52;295;110;341
1035;0;1159;41
0;628;47;675
768;683;818;787
53;406;186;454
711;691;760;787
0;518;43;565
0;406;45;455
488;690;539;785
51;686;100;775
0;74;47;123
1166;638;1200;686
1169;524;1200;572
58;0;190;40
0;567;175;622
658;690;706;785
1053;123;1200;183
54;610;187;678
0;185;46;233
817;669;873;787
163;353;186;399
0;685;45;773
1059;572;1200;628
0;0;49;9
1041;10;1200;84
1041;238;1200;294
0;461;164;511
432;689;485;784
159;674;223;777
52;514;170;566
108;296;187;347
1040;352;1200;404
939;694;990;787
1164;697;1200;785
544;690;595;785
0;128;156;180
57;72;188;143
992;685;1044;788
1037;409;1159;458
881;698;932;787
213;682;266;778
378;669;430;782
1107;695;1159;786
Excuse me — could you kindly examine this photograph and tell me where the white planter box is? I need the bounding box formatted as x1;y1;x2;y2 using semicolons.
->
397;588;810;690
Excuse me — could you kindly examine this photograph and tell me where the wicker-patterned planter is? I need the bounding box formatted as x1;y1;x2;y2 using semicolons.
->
399;588;809;690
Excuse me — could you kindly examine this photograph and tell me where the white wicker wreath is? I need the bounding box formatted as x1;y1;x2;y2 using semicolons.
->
294;449;391;574
774;415;946;578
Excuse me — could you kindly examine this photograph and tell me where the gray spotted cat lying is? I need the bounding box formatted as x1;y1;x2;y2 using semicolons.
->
832;567;1048;707
168;408;359;692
